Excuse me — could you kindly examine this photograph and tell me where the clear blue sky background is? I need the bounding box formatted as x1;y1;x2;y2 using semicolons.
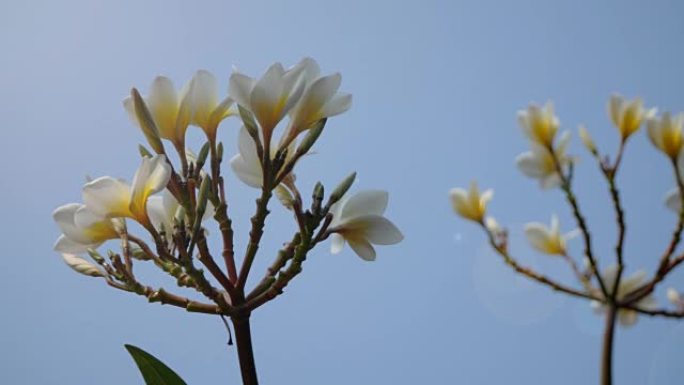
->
2;0;684;384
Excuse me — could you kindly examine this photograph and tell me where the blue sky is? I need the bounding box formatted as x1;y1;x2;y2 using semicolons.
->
2;0;684;384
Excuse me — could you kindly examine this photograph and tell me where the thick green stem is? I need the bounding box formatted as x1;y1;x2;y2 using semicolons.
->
601;305;618;385
232;315;259;385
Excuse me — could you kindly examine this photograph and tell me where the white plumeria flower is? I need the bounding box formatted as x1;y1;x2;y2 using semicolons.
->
518;101;559;147
667;288;682;308
123;76;193;146
516;131;571;189
229;126;295;188
282;57;352;145
329;190;403;261
591;266;658;327
53;203;120;253
229;61;307;143
82;155;171;226
647;111;684;159
449;181;493;223
608;94;655;141
187;70;234;140
62;253;103;277
524;214;579;255
147;189;214;234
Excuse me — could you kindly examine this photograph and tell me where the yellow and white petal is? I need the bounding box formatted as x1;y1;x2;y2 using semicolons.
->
609;94;623;129
189;70;219;129
250;63;287;131
82;177;132;218
147;76;179;140
524;222;557;254
62;253;103;277
130;155;172;221
54;235;95;253
290;73;342;130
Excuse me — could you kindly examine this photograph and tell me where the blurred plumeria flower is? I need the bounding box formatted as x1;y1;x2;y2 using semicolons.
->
229;61;306;145
83;155;171;226
53;203;121;253
230;126;296;188
62;253;104;277
667;288;682;307
124;76;193;148
524;214;579;256
591;266;658;327
578;125;598;155
516;132;571;189
187;70;235;141
647;111;684;159
281;58;352;146
329;190;403;261
518;101;559;147
609;94;655;141
449;182;492;223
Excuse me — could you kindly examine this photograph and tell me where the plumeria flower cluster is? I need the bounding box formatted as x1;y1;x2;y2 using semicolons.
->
52;58;402;385
451;94;684;385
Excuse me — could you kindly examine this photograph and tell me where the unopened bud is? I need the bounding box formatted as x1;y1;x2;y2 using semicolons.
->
578;125;598;156
239;105;260;140
196;177;211;216
216;142;224;162
329;172;357;205
131;88;164;154
296;118;326;156
62;253;103;277
274;185;295;210
196;142;211;169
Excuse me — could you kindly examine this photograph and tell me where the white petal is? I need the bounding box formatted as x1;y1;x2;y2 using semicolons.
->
341;190;389;219
190;70;219;126
230;154;263;188
609;94;623;128
251;63;286;129
330;233;345;254
321;93;352;119
350;215;403;245
238;126;261;166
228;72;255;109
122;96;139;127
516;152;545;178
54;235;93;253
618;309;638;327
82;177;132;218
348;238;376;261
147;76;179;139
524;223;552;253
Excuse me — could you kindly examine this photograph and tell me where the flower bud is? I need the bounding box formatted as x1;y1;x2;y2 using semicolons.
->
329;172;357;206
578;125;598;156
62;253;103;277
131;88;165;154
296;118;326;156
138;144;153;158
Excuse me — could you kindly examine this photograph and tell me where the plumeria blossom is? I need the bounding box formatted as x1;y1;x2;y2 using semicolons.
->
187;70;235;141
449;181;493;223
230;126;296;188
124;76;193;147
609;94;655;141
83;155;171;226
329;190;403;261
281;58;352;146
578;125;598;155
53;203;120;253
518;101;559;147
667;288;682;309
147;189;214;234
516;131;571;189
524;214;579;255
647;111;684;159
62;253;103;277
229;60;307;145
591;266;658;327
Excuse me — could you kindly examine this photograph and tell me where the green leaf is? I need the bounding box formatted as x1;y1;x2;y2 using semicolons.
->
125;344;188;385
